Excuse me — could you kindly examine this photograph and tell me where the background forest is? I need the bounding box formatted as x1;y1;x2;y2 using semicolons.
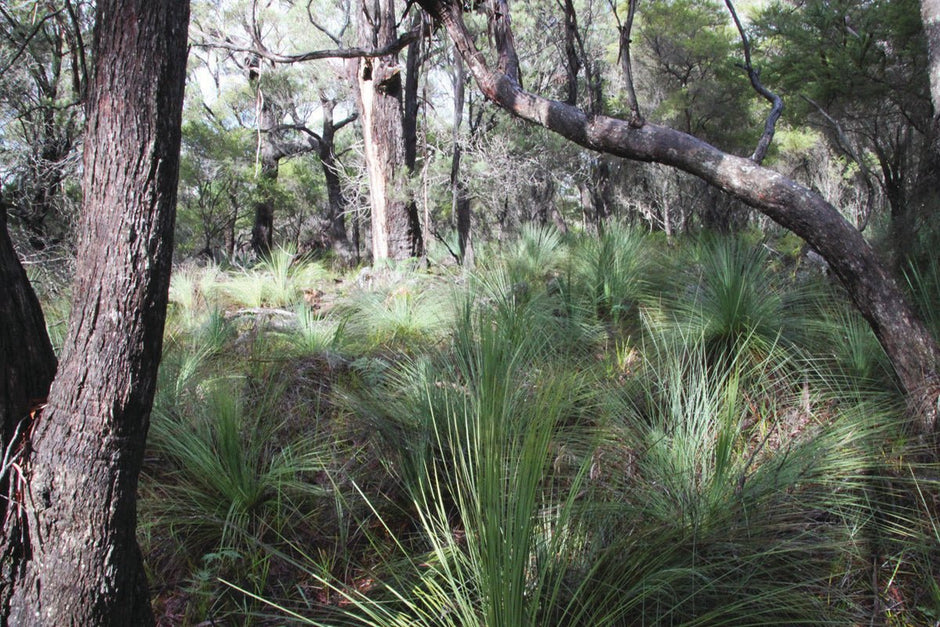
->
2;0;940;624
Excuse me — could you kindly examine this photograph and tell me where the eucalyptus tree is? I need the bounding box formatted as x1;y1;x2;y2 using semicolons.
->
0;0;190;623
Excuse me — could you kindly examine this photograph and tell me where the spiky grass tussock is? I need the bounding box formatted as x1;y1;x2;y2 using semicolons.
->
250;294;910;626
139;228;940;625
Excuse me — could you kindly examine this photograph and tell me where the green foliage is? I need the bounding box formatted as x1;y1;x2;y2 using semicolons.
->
568;222;652;326
651;235;815;362
218;246;329;309
756;0;927;113
145;346;329;622
140;229;940;625
637;0;756;149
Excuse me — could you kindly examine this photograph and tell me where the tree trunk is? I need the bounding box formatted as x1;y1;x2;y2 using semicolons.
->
0;206;58;618
250;62;281;258
0;0;190;623
357;0;417;261
419;0;940;432
403;13;426;257
319;100;356;263
451;49;473;266
922;0;940;118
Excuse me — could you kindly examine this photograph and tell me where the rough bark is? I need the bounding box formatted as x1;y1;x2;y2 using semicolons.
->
0;0;190;623
419;0;940;432
0;206;58;618
356;0;417;261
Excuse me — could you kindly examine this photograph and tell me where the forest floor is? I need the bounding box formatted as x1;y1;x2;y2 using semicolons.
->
32;225;938;626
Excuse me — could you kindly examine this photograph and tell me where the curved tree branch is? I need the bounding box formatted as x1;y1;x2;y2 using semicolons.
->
416;0;940;432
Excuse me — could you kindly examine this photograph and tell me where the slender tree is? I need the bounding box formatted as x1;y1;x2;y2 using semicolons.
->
0;0;190;623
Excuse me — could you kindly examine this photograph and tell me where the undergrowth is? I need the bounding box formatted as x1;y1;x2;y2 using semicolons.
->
133;227;940;625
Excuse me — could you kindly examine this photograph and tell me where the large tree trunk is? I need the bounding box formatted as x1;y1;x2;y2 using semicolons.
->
419;0;940;432
0;0;190;623
356;0;417;261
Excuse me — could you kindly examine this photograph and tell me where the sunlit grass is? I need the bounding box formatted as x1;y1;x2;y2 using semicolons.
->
139;227;940;625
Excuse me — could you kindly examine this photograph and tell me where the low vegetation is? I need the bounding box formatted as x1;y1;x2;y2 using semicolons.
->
106;226;939;625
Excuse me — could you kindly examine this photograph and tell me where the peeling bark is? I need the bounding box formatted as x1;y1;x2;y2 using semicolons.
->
356;0;417;261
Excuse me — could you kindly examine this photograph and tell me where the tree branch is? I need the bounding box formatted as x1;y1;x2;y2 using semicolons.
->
192;29;419;65
610;0;642;126
415;0;940;430
724;0;782;164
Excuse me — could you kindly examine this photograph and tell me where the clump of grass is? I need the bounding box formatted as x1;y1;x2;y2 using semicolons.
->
144;355;329;622
499;223;566;287
568;221;651;327
219;246;329;309
339;279;455;353
651;235;815;365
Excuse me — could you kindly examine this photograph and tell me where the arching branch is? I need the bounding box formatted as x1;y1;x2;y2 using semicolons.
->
415;0;940;432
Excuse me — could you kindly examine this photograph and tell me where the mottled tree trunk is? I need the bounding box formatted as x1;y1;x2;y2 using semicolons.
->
357;0;417;261
0;0;190;623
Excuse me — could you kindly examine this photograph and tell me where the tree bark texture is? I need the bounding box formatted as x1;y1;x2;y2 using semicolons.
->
357;0;419;261
0;207;58;618
0;0;190;623
419;0;940;432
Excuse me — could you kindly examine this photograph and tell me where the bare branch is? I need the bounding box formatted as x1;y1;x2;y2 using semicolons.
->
333;111;359;131
724;0;782;164
306;0;346;46
192;29;419;65
610;0;642;126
